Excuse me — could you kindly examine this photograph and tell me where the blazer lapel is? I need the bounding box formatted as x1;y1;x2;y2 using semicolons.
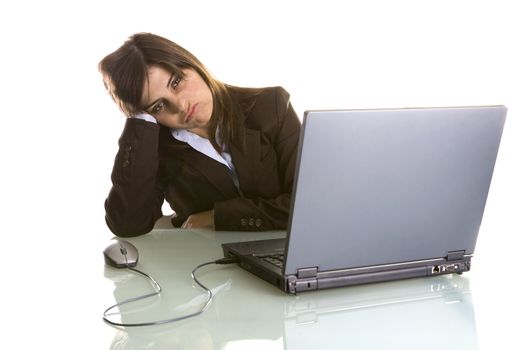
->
230;128;260;196
160;128;239;199
180;150;240;198
228;89;262;197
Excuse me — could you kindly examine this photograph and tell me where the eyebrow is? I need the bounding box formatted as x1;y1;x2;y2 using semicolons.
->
142;73;175;111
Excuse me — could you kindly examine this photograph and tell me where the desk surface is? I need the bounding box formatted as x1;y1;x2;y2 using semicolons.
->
4;216;522;349
100;218;487;349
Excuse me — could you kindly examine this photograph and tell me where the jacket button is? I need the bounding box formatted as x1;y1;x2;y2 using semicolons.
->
125;145;132;152
255;219;262;228
240;218;247;226
122;159;130;167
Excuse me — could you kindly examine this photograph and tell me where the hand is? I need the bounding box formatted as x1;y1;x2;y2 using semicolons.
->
181;210;215;229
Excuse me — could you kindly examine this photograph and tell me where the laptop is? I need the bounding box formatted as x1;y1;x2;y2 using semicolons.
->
222;106;506;294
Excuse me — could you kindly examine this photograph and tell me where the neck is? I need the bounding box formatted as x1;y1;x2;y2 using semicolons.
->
188;127;209;139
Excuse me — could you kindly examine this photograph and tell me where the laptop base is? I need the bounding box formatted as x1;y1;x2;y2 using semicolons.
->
222;239;471;294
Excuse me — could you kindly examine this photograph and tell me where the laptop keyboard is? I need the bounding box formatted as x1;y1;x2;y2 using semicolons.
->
258;253;284;268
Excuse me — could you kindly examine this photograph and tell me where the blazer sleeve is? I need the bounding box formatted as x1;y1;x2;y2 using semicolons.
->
104;118;165;237
214;87;301;231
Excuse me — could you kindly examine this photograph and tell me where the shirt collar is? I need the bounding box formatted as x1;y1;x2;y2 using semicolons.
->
171;129;233;170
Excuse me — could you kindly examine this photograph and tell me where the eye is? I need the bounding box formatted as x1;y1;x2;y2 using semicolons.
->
171;75;182;89
151;101;165;114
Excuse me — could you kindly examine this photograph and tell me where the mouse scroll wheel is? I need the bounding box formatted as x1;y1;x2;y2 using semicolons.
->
120;247;128;255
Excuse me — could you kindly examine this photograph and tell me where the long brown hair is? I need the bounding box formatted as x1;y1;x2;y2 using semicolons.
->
99;32;245;152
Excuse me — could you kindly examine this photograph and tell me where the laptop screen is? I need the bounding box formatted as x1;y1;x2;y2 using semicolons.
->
284;106;506;276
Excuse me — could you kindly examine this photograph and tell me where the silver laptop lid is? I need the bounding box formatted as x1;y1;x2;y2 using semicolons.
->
284;106;506;276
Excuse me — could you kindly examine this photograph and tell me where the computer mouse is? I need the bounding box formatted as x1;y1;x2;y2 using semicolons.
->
103;239;139;268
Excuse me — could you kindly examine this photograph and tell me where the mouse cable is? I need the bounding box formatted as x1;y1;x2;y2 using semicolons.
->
103;257;238;327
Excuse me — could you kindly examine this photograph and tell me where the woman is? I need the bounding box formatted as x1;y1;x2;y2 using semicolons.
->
100;33;301;237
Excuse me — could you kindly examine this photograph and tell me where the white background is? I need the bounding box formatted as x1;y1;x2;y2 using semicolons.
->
0;0;523;348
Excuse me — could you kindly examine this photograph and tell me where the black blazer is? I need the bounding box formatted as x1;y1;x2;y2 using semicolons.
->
105;86;301;237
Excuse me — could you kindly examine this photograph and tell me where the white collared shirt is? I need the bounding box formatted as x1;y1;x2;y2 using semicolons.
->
171;129;235;170
133;113;235;171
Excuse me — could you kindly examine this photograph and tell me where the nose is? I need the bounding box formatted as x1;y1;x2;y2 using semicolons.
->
166;91;186;115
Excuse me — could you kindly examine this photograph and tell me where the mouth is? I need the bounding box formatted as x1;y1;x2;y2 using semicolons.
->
184;104;197;123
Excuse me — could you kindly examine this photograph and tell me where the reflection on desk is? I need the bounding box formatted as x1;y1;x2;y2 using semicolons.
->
103;227;477;350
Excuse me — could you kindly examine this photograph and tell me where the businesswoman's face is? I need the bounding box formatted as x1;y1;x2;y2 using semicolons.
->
141;65;213;137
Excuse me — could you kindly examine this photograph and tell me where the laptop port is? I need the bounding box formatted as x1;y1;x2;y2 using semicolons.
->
432;265;441;274
445;264;458;272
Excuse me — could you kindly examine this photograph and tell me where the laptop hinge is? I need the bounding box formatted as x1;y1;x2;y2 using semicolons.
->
447;250;466;261
292;267;320;293
297;267;319;278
